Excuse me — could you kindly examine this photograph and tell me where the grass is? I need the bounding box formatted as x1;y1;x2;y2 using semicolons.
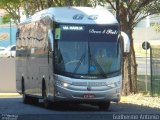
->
120;93;160;108
137;75;160;96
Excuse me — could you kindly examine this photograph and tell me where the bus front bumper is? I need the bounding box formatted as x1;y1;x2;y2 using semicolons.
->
54;85;121;103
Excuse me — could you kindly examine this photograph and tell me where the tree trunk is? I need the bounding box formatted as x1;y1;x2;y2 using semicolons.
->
65;0;73;6
122;33;137;95
122;53;132;95
38;0;44;10
47;0;53;7
119;2;137;95
130;32;137;94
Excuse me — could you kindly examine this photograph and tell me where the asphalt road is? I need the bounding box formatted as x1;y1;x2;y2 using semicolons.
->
0;96;160;120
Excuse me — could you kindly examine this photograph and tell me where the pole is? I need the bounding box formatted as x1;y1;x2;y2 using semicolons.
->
26;0;29;18
10;18;12;58
145;42;148;92
150;47;153;96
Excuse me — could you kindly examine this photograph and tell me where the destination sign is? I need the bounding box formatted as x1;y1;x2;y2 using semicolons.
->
61;25;84;31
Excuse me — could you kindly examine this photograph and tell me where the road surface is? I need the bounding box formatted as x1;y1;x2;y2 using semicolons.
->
0;96;160;120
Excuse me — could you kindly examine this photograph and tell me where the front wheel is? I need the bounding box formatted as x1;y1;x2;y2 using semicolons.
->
22;93;30;104
21;78;29;104
98;101;110;111
42;79;51;108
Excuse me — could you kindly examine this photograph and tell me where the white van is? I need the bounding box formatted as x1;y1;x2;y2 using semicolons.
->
0;45;16;58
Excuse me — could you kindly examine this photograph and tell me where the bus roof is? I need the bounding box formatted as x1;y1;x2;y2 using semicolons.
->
21;7;118;25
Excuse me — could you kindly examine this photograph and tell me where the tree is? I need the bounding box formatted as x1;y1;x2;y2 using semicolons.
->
97;0;160;95
1;14;12;24
0;0;22;24
0;0;92;23
152;22;160;32
1;0;160;95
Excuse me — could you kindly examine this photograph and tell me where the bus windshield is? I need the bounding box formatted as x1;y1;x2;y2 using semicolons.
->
54;24;121;79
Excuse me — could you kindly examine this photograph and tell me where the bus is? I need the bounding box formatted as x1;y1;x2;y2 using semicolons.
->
16;7;130;110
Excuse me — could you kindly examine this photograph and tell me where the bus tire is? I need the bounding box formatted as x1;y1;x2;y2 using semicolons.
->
42;79;50;108
98;101;110;111
21;78;29;104
22;94;30;104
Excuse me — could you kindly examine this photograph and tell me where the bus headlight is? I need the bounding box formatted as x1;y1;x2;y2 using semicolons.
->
107;83;115;88
63;83;69;87
55;81;69;88
107;81;121;88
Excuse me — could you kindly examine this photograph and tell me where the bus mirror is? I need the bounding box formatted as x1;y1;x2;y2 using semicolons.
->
121;32;130;53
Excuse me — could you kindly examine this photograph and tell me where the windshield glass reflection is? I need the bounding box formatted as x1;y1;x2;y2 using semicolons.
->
54;24;121;78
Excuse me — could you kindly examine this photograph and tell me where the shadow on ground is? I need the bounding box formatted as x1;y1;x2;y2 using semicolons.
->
0;97;159;113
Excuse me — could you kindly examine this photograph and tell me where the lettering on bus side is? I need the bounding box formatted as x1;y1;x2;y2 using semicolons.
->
88;15;98;20
89;29;118;35
72;82;107;86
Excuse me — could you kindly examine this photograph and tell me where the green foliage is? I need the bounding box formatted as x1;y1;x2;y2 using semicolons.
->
0;0;159;26
2;14;11;24
151;23;160;32
0;0;21;24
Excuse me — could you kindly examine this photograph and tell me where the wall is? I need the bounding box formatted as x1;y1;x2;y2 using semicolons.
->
133;27;160;41
0;58;16;93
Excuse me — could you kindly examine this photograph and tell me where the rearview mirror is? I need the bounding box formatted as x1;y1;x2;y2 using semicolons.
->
121;32;130;53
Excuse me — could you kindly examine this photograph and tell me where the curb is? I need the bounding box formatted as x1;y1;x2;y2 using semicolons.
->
0;93;20;96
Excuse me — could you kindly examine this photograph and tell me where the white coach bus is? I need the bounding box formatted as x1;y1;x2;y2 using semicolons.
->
16;7;130;110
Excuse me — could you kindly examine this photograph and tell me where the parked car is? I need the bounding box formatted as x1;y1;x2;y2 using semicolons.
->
0;46;6;58
0;46;5;51
0;45;16;58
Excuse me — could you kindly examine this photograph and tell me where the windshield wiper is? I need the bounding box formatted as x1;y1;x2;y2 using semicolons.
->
92;57;107;78
88;42;107;78
73;53;85;73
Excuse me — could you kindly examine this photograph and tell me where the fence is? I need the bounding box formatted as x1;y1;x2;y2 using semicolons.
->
150;47;160;96
136;44;160;96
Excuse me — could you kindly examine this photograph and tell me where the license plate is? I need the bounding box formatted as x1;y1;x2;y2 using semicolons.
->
83;94;95;98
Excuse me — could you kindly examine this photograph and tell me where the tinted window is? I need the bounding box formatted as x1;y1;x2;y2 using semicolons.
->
11;46;16;51
54;23;121;79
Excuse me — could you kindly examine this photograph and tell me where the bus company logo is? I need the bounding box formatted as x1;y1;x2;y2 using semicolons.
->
87;86;92;91
88;15;98;20
73;14;84;20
